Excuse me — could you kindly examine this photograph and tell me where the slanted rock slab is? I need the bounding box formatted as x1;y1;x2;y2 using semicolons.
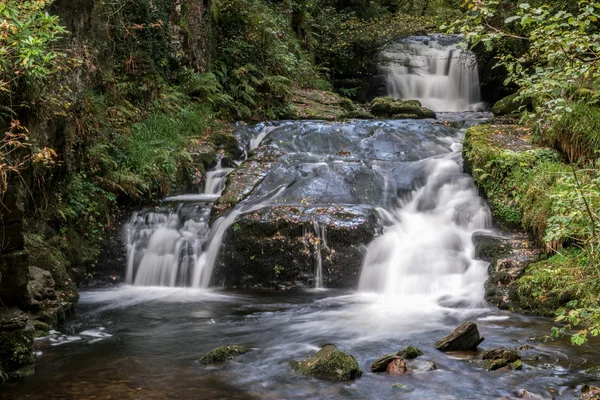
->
199;345;249;364
293;344;362;381
434;322;484;352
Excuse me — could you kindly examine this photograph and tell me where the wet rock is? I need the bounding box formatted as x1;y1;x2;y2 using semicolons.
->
370;97;436;119
32;320;51;338
482;347;521;363
516;344;534;351
371;355;401;372
215;205;378;289
472;232;512;262
386;358;410;375
481;358;509;371
511;360;524;370
398;346;423;360
199;345;249;364
293;344;362;381
434;322;484;351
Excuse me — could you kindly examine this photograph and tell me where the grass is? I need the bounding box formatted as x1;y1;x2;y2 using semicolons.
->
548;101;600;164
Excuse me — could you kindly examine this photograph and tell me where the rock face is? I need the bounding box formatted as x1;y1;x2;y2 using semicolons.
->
214;205;378;288
199;345;249;364
434;322;485;352
370;97;436;119
293;345;362;381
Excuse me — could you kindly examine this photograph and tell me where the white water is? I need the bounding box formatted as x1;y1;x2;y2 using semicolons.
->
125;160;235;287
359;142;491;307
312;221;327;289
383;36;484;112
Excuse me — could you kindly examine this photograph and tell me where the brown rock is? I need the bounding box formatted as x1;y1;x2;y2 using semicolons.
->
434;322;484;352
386;358;410;375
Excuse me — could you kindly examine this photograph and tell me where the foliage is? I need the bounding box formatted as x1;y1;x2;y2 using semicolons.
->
0;0;69;114
449;0;600;117
549;101;600;163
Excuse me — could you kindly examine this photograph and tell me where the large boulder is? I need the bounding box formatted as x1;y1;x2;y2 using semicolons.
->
199;345;249;364
214;205;378;288
293;344;362;381
434;322;485;352
370;97;436;119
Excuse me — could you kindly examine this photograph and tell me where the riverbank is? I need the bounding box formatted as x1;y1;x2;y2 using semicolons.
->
462;104;600;345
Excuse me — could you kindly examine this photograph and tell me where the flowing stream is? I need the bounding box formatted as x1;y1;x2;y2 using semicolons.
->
4;37;600;399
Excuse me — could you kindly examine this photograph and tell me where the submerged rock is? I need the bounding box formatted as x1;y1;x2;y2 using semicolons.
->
482;347;520;363
370;97;436;119
293;344;362;381
434;322;484;351
408;359;437;372
199;345;249;364
386;358;410;375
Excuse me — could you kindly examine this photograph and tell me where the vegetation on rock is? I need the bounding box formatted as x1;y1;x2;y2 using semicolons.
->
293;344;362;381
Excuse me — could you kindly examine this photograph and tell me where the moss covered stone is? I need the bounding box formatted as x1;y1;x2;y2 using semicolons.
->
510;360;523;370
370;97;436;119
293;344;362;381
0;309;34;373
340;110;375;119
481;358;508;371
398;346;423;360
199;345;249;364
492;93;531;116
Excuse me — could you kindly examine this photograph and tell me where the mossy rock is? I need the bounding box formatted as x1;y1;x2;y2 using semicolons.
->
398;346;423;360
338;98;355;112
32;320;51;338
199;345;249;364
293;344;362;381
391;383;408;389
370;97;436;119
481;358;508;371
510;360;523;370
340;110;375;120
492;93;532;116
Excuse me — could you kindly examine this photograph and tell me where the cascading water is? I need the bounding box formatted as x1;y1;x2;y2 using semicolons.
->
358;142;491;307
124;159;235;287
383;35;485;112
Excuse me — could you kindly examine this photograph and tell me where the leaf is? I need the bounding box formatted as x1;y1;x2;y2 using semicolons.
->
519;3;530;9
505;16;521;24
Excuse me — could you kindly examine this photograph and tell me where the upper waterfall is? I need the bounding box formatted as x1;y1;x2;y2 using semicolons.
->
382;35;484;112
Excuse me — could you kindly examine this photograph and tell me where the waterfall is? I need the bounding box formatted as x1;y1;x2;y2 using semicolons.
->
124;159;235;287
358;143;491;307
312;221;327;289
383;35;484;112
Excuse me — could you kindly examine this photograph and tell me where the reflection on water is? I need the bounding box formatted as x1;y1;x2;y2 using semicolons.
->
3;286;600;399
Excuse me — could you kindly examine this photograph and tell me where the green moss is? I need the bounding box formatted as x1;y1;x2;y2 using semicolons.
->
370;97;436;119
32;321;51;338
398;346;423;360
340;110;374;119
199;345;249;364
293;344;362;381
492;93;531;116
510;360;523;370
515;249;598;315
